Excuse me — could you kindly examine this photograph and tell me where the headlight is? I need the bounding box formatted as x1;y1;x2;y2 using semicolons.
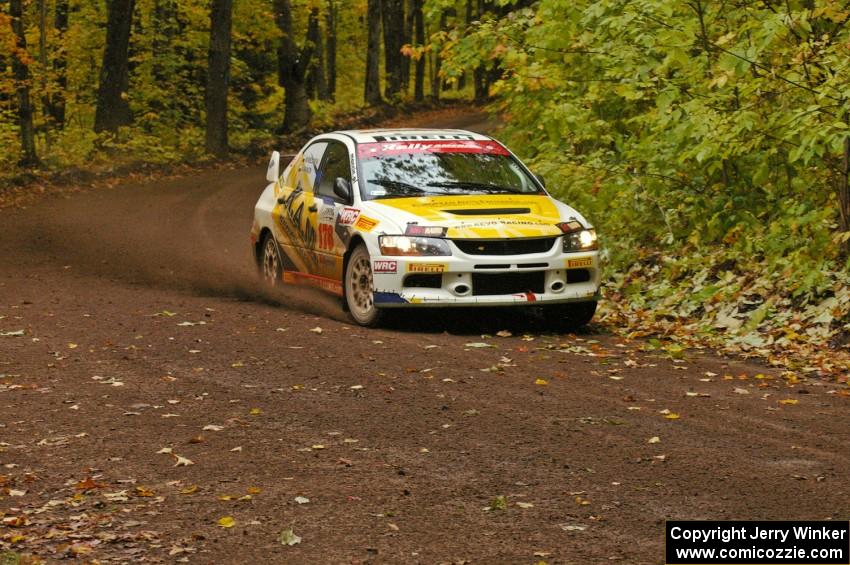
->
563;229;598;252
379;235;451;256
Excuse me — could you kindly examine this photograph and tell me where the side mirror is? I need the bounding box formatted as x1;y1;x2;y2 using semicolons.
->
266;151;281;183
536;174;546;188
334;177;351;201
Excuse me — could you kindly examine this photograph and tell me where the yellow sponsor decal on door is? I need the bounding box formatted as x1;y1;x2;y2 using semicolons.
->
408;263;447;273
355;216;379;232
567;257;593;269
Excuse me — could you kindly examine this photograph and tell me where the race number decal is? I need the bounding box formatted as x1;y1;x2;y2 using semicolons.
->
317;223;334;251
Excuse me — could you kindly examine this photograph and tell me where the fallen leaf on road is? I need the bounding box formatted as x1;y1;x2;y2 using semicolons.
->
0;330;25;337
309;327;323;334
535;378;549;386
779;399;799;405
487;495;508;511
664;413;680;420
648;436;661;444
279;528;302;546
174;455;194;467
157;447;173;454
516;501;534;508
179;485;198;495
465;342;495;348
203;424;224;431
218;516;235;528
294;496;310;504
496;330;512;337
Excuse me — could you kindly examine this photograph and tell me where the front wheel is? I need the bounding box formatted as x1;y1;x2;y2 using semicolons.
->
345;244;383;327
260;234;282;286
542;300;597;332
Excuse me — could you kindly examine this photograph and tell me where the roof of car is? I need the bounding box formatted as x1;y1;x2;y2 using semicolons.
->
337;128;492;143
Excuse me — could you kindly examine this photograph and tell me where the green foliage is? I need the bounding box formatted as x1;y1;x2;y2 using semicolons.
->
437;0;850;346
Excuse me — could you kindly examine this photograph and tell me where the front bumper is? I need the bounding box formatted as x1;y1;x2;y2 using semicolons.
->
370;242;600;308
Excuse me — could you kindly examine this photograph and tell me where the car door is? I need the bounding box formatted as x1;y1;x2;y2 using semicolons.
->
313;140;355;283
274;141;326;276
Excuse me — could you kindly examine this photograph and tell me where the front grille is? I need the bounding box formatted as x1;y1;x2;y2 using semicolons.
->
404;274;442;288
453;237;557;256
472;272;545;296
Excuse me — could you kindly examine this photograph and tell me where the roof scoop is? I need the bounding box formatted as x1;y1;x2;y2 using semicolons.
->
443;208;531;216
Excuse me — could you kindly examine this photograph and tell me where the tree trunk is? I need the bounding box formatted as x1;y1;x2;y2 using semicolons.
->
413;0;424;102
325;0;336;102
365;0;382;106
306;7;328;101
47;0;69;128
94;0;135;134
458;0;473;90
275;0;315;133
381;0;403;99
38;0;49;137
400;0;413;92
205;0;232;157
10;0;38;166
473;0;488;102
431;10;446;100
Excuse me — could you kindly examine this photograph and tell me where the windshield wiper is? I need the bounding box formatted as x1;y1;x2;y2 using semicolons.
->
368;179;428;198
428;181;518;194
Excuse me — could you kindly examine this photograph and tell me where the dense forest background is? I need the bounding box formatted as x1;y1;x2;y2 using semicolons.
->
3;0;850;361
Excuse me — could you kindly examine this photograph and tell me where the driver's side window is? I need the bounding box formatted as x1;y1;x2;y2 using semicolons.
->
316;141;352;202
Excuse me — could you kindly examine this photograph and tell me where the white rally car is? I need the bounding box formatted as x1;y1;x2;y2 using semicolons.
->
251;129;600;328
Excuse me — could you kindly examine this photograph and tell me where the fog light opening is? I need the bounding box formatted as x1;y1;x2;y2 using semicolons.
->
452;283;471;296
550;280;565;293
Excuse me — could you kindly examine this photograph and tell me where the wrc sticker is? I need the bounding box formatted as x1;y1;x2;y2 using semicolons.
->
338;207;360;226
373;260;397;273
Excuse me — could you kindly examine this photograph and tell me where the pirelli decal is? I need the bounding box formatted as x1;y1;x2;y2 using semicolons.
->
408;263;447;273
355;216;379;232
567;257;593;269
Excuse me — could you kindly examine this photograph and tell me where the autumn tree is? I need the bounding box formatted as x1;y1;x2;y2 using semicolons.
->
412;0;424;102
275;0;319;132
9;0;37;165
94;0;135;134
46;0;69;128
364;0;382;106
325;0;336;102
381;0;404;98
205;0;233;157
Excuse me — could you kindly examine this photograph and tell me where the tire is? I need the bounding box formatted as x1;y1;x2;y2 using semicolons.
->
345;244;384;327
542;300;597;332
260;233;282;286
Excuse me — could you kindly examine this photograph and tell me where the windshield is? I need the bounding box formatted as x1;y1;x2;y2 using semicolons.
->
356;140;544;200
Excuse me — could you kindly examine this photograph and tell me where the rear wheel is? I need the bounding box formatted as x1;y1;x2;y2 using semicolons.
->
345;244;383;327
542;300;597;332
260;234;282;286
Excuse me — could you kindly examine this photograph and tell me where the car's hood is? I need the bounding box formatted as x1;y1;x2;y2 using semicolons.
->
366;194;582;239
